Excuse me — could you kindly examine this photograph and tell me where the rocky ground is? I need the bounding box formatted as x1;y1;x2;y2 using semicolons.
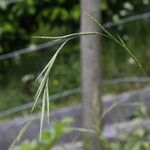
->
1;87;150;150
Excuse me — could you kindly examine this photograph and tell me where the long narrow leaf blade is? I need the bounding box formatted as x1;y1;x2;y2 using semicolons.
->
33;32;108;40
8;122;32;150
118;36;147;76
46;78;50;124
32;77;46;112
83;11;147;76
39;91;46;140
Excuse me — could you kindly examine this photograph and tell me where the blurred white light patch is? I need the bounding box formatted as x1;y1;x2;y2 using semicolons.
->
22;74;35;83
29;44;37;51
120;10;128;16
117;25;124;31
128;57;135;64
143;0;149;5
123;2;134;11
112;14;120;22
122;34;129;41
14;55;21;65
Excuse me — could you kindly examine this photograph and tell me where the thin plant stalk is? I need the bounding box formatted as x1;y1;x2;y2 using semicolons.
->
39;91;46;140
82;11;147;76
32;12;147;140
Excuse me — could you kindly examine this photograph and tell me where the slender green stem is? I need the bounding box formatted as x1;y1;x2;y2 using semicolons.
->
83;11;147;76
33;31;109;39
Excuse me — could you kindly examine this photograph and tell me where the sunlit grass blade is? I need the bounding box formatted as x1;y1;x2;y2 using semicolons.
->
117;35;147;76
83;11;147;76
36;59;53;81
34;74;47;99
36;42;64;82
32;39;70;139
39;91;46;140
32;40;69;112
82;11;114;40
32;77;46;112
101;101;143;121
70;127;95;134
36;39;69;82
46;78;50;124
33;31;108;40
8;122;32;150
101;99;126;120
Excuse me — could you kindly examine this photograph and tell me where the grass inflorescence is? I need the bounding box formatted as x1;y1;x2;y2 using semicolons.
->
32;12;147;139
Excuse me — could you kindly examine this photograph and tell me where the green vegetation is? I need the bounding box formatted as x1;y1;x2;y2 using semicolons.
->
10;103;150;150
0;5;150;149
0;1;150;117
12;118;73;150
0;21;150;118
0;1;150;150
11;118;150;150
110;128;150;150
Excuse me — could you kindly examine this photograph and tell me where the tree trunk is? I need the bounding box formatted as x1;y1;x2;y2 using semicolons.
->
80;0;103;149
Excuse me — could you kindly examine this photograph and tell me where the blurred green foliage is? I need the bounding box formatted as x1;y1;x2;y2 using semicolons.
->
110;128;150;150
12;118;73;150
0;0;150;116
0;0;149;81
0;1;150;149
0;0;149;57
12;117;150;150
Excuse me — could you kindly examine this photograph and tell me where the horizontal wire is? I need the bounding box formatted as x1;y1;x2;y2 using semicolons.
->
3;0;23;5
0;39;65;61
0;9;150;117
0;88;81;117
0;12;150;61
103;11;150;28
1;77;150;117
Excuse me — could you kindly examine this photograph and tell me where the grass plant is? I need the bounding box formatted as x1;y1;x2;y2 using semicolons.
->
32;12;147;139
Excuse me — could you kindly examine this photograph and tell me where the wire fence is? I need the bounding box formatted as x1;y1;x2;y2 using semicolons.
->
0;4;150;118
1;77;150;117
103;11;150;28
0;39;65;61
5;0;23;5
0;88;80;117
0;11;150;61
